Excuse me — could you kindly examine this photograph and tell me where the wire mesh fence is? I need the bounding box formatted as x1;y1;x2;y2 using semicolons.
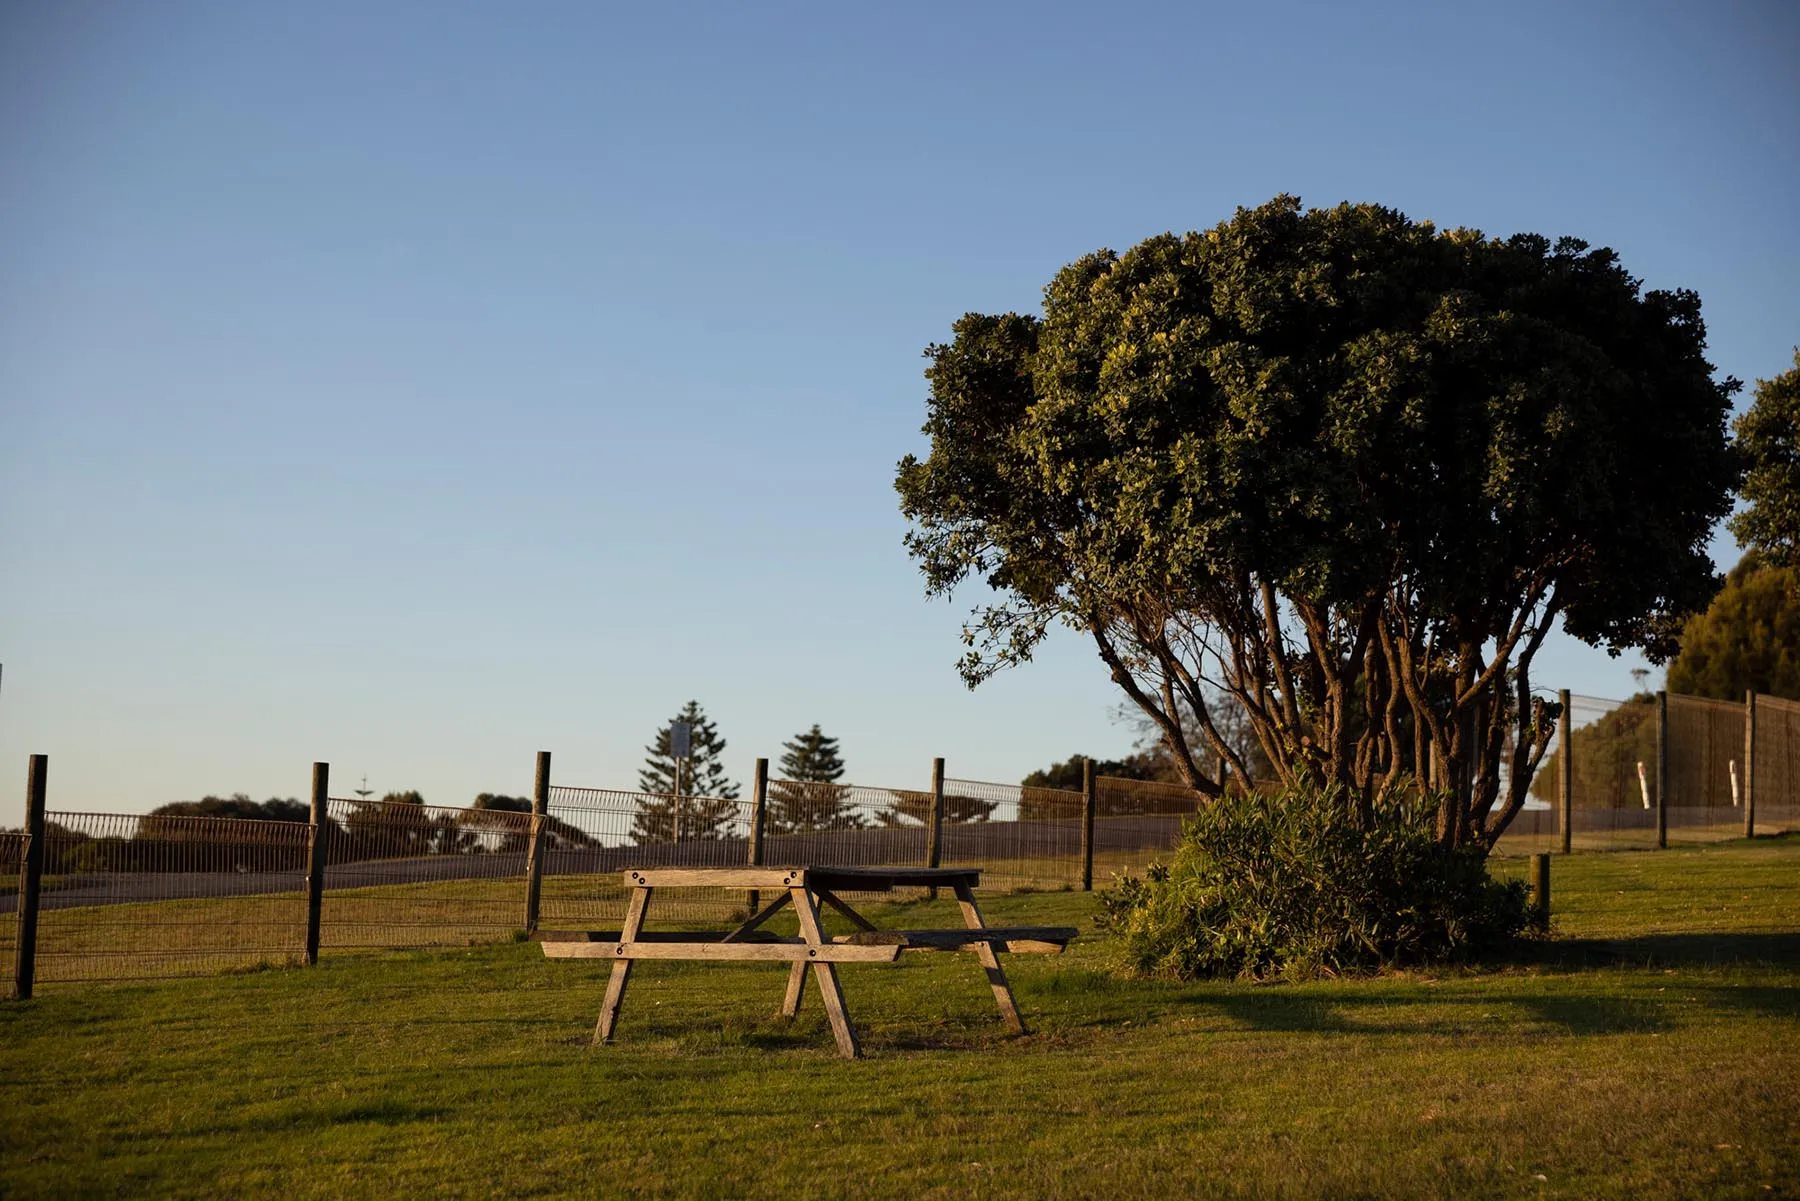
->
10;695;1800;990
1756;695;1800;834
1666;693;1751;841
939;778;1084;891
541;786;756;928
1496;691;1800;854
0;830;23;969
29;812;311;982
320;797;533;949
1092;776;1205;882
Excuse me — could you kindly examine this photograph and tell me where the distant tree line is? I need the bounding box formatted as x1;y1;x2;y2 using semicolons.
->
34;789;599;875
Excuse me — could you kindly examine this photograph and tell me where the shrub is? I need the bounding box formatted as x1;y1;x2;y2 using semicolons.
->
1098;783;1529;980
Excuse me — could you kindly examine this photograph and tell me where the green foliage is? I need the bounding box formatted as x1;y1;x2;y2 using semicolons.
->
875;788;998;826
770;725;860;833
1099;783;1529;980
470;793;531;813
897;195;1738;847
1729;350;1800;565
1022;752;1169;792
635;700;742;842
149;794;308;822
1666;556;1800;701
340;791;470;857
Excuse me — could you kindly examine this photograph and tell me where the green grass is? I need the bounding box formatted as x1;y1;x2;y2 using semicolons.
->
4;839;1799;1199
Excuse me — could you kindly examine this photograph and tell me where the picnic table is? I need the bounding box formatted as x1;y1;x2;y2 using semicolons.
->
539;865;1078;1058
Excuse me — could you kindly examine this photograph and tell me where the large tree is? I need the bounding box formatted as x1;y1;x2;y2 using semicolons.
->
1665;555;1800;701
1729;350;1800;564
896;196;1738;851
1021;752;1170;792
634;700;742;842
770;724;862;832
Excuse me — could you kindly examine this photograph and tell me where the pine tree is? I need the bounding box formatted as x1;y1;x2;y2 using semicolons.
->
634;700;742;843
769;724;860;833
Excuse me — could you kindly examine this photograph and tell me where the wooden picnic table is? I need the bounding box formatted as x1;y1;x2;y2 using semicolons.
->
539;865;1077;1058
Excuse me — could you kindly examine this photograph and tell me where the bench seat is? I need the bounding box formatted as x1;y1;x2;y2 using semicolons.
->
832;926;1078;954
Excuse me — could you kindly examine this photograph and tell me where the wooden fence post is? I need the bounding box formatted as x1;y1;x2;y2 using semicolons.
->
746;757;768;913
927;758;944;870
1655;691;1668;849
12;755;46;1000
926;757;944;900
1080;758;1097;892
1558;689;1573;855
1530;852;1550;931
524;750;551;935
1744;690;1757;839
304;762;329;966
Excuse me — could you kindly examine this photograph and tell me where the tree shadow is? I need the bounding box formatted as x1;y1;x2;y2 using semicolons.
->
1518;932;1800;971
1204;985;1678;1036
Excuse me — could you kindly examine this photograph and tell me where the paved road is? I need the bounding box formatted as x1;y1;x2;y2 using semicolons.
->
1;817;1198;912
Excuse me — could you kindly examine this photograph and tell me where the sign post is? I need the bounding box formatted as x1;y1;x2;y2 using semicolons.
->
670;721;692;841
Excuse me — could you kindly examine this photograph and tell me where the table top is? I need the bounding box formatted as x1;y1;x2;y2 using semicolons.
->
621;865;981;891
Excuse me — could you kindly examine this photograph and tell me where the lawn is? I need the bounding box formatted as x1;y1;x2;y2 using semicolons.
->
3;838;1798;1199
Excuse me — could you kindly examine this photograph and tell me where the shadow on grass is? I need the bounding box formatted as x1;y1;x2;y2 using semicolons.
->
1205;985;1675;1036
1519;932;1800;970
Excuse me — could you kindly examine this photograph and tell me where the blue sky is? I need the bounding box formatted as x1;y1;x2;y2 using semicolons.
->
3;1;1797;817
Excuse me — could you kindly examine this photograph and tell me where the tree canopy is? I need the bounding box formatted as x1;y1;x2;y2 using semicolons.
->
150;794;308;822
897;196;1737;850
1729;350;1800;565
1665;555;1800;701
1021;752;1169;792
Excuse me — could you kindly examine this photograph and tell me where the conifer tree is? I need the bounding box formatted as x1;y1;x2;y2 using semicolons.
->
769;724;860;832
634;700;741;842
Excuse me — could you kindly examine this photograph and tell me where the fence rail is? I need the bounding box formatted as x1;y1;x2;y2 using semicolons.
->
8;688;1800;994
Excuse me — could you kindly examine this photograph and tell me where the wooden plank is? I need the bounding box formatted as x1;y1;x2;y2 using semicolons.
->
992;940;1068;955
538;929;783;944
594;885;650;1045
780;961;806;1018
792;886;862;1058
805;866;981;891
624;867;808;889
953;880;1025;1035
832;926;1077;951
811;888;877;932
720;891;793;943
545;941;901;963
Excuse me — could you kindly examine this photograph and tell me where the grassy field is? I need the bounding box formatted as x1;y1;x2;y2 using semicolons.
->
3;838;1798;1199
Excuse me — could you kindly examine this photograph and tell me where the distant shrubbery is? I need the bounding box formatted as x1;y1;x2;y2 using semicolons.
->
1099;784;1529;981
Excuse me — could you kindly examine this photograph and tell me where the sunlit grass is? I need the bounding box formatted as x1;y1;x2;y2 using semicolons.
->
2;838;1797;1198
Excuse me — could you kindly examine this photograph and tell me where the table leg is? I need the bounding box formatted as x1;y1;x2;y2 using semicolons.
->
791;886;862;1058
780;962;807;1017
952;880;1025;1034
594;884;651;1045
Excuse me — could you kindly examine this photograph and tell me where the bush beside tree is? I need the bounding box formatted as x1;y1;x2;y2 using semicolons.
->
1100;782;1530;981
